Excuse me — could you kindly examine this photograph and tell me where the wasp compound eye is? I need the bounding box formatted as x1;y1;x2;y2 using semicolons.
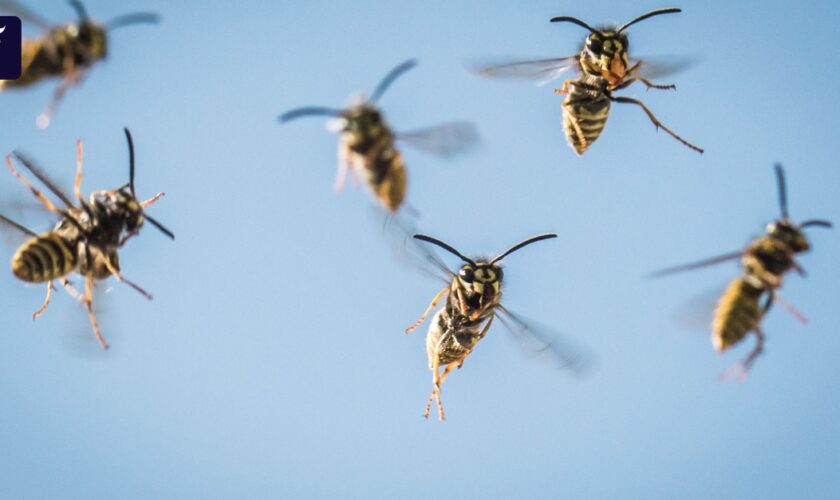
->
459;267;475;283
586;35;603;53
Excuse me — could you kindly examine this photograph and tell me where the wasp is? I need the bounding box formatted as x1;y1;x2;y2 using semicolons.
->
652;165;831;378
403;232;588;420
0;128;174;349
475;8;702;156
279;59;477;213
0;0;159;128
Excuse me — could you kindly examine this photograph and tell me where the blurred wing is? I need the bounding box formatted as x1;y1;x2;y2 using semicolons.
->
381;215;452;284
495;305;592;376
0;0;51;29
12;151;75;209
471;56;580;86
649;250;744;278
0;213;36;237
397;122;479;158
672;282;725;333
630;55;702;80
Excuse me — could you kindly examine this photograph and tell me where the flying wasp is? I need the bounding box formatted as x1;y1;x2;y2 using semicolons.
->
0;0;159;128
475;7;702;155
279;59;478;213
652;165;831;378
403;232;588;420
0;128;174;349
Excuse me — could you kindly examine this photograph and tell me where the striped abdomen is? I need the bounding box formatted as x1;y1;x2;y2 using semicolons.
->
426;288;497;367
343;132;407;212
712;277;765;352
562;87;611;155
11;232;78;283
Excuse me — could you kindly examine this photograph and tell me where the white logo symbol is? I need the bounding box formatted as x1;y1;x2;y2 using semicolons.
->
0;26;5;44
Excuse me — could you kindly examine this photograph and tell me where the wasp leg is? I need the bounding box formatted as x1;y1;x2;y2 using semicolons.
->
32;281;55;320
102;255;153;300
84;274;109;350
637;77;676;91
424;354;445;420
141;192;166;209
36;76;76;129
611;96;704;154
74;139;84;200
5;155;63;213
60;278;83;302
457;316;494;369
405;286;448;334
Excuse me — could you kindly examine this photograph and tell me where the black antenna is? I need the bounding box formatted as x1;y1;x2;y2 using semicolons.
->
107;12;160;30
144;214;175;240
12;151;75;208
774;163;789;219
413;234;476;266
549;16;597;32
124;127;136;196
618;7;681;33
369;59;418;103
122;127;175;240
68;0;88;22
490;234;557;264
278;106;344;123
800;219;833;229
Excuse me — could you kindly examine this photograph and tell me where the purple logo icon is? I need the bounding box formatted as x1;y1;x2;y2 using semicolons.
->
0;16;22;80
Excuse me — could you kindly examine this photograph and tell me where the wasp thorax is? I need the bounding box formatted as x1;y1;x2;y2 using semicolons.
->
767;220;810;253
458;263;503;295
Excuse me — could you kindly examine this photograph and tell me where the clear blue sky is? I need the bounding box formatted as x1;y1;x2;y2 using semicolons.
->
1;1;839;499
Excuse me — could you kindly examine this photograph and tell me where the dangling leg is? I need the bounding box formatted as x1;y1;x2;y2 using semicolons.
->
424;355;443;420
60;278;83;302
5;155;63;213
101;255;153;300
32;281;55;320
74;139;85;201
611;96;704;153
404;286;447;334
84;273;109;350
36;77;74;130
637;77;676;91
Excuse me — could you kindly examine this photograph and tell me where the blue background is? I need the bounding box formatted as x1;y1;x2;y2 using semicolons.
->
0;1;838;498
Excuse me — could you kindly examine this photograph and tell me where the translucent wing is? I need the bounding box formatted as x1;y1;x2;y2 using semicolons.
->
648;250;745;278
495;305;592;376
630;55;702;80
0;213;36;237
397;122;479;158
382;215;453;284
471;56;580;86
0;0;52;29
12;151;75;209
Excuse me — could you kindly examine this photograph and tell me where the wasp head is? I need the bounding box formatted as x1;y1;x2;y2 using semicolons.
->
457;262;503;301
581;30;629;81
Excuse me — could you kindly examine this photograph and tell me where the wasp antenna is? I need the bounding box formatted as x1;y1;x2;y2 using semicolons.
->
800;219;833;229
413;234;476;266
143;214;175;240
774;163;789;219
68;0;89;22
124;128;136;196
618;7;681;33
490;234;557;264
549;16;597;32
369;59;418;103
278;106;344;123
107;12;161;30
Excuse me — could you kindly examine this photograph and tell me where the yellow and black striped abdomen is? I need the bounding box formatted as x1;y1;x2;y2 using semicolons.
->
712;277;765;352
11;232;77;283
366;147;407;213
562;90;611;155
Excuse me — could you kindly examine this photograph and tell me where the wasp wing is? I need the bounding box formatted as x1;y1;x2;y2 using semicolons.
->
382;216;453;284
629;55;702;80
397;122;479;159
12;151;76;209
471;56;581;86
0;0;51;30
648;250;745;278
495;305;592;376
